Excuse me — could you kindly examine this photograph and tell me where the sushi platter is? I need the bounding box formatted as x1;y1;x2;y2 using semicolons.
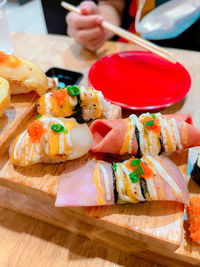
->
0;34;200;266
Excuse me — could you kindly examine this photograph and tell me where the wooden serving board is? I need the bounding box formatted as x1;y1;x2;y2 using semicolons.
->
1;33;200;265
0;105;191;266
0;92;38;150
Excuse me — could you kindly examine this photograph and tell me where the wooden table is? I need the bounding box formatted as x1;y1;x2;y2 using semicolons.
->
0;32;199;267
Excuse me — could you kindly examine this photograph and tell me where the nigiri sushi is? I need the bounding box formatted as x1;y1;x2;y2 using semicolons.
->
191;153;200;186
90;112;200;156
55;155;189;207
9;115;92;166
0;51;55;95
187;196;200;244
37;85;112;122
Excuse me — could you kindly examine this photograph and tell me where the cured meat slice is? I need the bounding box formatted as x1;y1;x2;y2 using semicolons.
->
90;113;200;156
55;156;189;207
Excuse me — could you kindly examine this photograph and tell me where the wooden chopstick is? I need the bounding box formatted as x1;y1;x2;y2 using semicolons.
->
61;1;176;64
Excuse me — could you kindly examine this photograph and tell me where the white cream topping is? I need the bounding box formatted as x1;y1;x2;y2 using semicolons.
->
120;163;145;202
128;115;136;154
115;163;131;202
80;85;87;99
140;158;158;200
171;118;182;151
100;164;111;201
13;130;26;160
69;95;78;106
45;93;51;114
59;132;65;154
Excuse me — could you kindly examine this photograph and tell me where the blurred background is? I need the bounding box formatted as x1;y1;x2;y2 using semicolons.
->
5;0;46;34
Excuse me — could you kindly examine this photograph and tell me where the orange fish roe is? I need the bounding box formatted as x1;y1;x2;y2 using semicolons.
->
125;157;153;179
27;120;46;143
140;116;161;134
0;51;9;63
5;55;21;68
51;89;68;107
140;161;154;179
187;195;200;243
125;157;136;170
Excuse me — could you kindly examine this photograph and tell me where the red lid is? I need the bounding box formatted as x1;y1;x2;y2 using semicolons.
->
88;51;191;110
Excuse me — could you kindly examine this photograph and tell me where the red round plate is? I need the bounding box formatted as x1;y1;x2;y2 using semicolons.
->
88;51;191;110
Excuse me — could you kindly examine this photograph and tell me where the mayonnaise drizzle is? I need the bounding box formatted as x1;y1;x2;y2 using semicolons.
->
12;117;76;165
120;163;145;202
115;163;131;202
145;156;182;196
128;115;136;154
100;164;111;201
13;131;26;160
128;113;182;156
45;93;51;113
59;132;65;154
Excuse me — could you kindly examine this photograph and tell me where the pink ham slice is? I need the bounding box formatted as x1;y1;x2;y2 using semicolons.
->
55;157;189;207
90;113;200;154
55;160;115;207
152;156;189;205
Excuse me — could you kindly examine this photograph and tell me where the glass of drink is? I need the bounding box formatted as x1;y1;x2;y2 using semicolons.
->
0;0;13;54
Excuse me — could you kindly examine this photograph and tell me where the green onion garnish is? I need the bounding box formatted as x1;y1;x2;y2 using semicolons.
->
131;159;141;167
56;87;62;90
67;85;80;96
111;162;117;172
63;128;68;134
51;123;68;133
145;120;154;126
36;114;42;119
139;165;144;175
129;172;140;183
151;113;157;120
129;160;144;183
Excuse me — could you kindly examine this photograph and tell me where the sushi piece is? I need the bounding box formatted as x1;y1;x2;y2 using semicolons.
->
9;115;92;166
187;196;200;244
191;153;200;186
0;51;54;95
55;155;189;207
0;77;10;117
37;85;112;122
90;112;200;156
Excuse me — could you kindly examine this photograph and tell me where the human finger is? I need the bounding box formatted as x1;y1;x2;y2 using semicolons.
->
66;12;103;30
79;1;99;15
76;26;106;44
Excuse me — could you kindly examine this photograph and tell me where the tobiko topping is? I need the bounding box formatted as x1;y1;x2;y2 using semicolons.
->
27;120;46;142
51;89;68;107
126;157;153;183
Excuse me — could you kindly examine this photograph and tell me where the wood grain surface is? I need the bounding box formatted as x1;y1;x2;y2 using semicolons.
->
0;206;164;267
0;32;198;266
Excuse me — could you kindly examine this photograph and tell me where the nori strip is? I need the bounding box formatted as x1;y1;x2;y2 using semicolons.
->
191;159;200;186
65;95;84;123
135;127;141;157
158;137;164;155
140;178;149;200
112;168;118;203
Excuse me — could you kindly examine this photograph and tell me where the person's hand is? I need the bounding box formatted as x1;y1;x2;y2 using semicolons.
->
66;1;108;52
